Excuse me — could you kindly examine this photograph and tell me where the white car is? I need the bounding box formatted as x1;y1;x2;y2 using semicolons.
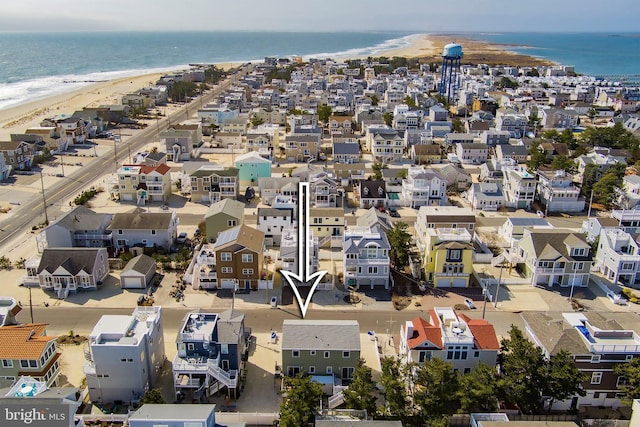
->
464;299;476;309
607;292;626;305
176;232;188;244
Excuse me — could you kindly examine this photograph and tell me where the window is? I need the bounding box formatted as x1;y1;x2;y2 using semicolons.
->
446;346;468;360
20;360;29;368
326;366;333;374
221;267;232;273
292;350;300;358
228;220;237;227
627;355;634;361
591;355;601;363
1;360;12;368
464;368;471;374
342;351;350;358
242;268;253;275
591;372;602;384
418;351;431;363
221;344;229;355
309;350;316;356
187;343;195;351
221;252;232;262
324;351;330;359
242;254;253;263
309;366;315;374
573;248;586;256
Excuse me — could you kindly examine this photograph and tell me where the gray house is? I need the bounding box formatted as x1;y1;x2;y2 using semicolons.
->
35;205;114;252
108;211;178;251
83;306;165;404
120;254;156;289
128;404;216;427
281;320;360;384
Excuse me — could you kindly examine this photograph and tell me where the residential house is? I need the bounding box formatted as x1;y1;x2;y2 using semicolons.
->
83;306;165;404
22;127;66;153
415;206;476;236
581;216;621;243
328;116;354;136
285;134;320;162
495;144;528;164
259;177;299;206
356;207;394;233
420;228;474;287
480;130;511;146
343;226;390;289
594;228;640;288
213;225;265;290
281;319;360;384
173;310;248;401
497;217;553;249
108;211;178;251
445;133;476;147
120;254;156;289
539;108;580;129
109;163;172;204
522;311;640;409
234;151;272;187
257;207;294;246
354;180;387;209
253;108;287;126
620;174;640;209
455;142;489;165
188;165;239;204
0;140;33;170
400;166;448;208
0;297;20;327
280;227;320;283
161;124;202;161
399;308;499;373
203;199;245;243
310;207;345;249
51;116;88;145
197;104;239;126
495;109;528;138
245;130;278;159
333;142;360;163
34;205;113;252
611;209;640;235
438;164;472;190
0;324;61;386
368;129;405;163
23;248;109;299
536;169;585;213
429;105;449;122
575;150;620;185
467;182;506;211
142;151;168;167
128;404;216;427
309;170;340;208
410;144;442;165
332;162;366;185
516;229;592;287
0;146;11;180
219;117;247;134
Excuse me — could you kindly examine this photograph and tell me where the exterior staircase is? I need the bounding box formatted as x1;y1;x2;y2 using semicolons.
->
206;354;238;389
328;390;345;408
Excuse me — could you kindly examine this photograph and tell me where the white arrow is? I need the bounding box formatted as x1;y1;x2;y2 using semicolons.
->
280;182;328;318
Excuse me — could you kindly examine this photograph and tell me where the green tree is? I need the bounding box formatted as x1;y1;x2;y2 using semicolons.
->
343;358;378;416
581;163;600;197
383;112;394;127
550;155;576;174
250;115;265;128
140;389;166;404
614;357;640;404
542;129;561;142
380;357;409;418
592;163;625;207
497;325;547;414
386;222;412;270
372;162;385;180
452;118;465;133
169;81;198;102
543;350;587;412
371;94;379;106
559;128;577;149
279;375;323;427
459;362;499;413
497;77;519;89
404;95;417;108
318;105;332;123
414;358;460;418
526;142;549;173
396;168;408;179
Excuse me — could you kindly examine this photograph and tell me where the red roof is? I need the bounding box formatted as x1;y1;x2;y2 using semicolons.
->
406;315;442;350
139;164;171;175
458;313;500;350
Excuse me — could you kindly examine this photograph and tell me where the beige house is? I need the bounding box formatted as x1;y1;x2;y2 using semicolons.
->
310;207;345;248
284;135;319;162
110;163;172;204
188;165;239;204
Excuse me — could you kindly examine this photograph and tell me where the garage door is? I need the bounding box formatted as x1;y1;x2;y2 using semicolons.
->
436;278;449;287
220;279;236;289
121;276;144;289
568;275;584;287
452;278;466;287
122;194;133;201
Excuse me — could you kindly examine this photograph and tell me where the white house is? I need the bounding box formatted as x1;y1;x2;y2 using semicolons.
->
343;226;390;290
594;228;640;288
467;182;506;211
400;166;447;208
455;143;489;165
536;169;585;213
256;207;294;246
108;211;178;251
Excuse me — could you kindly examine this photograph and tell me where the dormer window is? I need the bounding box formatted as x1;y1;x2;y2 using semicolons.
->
378;187;384;195
573;248;586;257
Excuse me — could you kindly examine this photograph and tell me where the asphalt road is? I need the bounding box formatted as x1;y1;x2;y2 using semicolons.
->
23;305;526;339
0;66;250;248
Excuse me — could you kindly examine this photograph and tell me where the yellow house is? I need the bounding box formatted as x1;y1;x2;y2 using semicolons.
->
309;207;344;248
424;228;474;288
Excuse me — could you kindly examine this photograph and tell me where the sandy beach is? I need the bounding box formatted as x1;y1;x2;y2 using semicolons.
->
0;35;551;141
0;62;243;141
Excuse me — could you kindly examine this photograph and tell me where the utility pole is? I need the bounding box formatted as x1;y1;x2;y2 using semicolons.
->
113;139;118;173
494;258;505;308
29;287;34;323
587;189;594;218
39;171;48;224
59;151;65;177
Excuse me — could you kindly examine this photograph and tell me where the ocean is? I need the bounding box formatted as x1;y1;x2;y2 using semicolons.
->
0;31;638;111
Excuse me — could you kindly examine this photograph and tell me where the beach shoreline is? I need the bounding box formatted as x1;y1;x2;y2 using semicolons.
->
0;35;554;140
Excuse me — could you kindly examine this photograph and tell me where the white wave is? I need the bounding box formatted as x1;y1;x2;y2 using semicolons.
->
301;33;423;60
0;65;192;111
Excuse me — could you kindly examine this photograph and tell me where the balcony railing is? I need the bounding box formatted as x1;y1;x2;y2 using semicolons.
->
172;354;208;373
536;267;565;274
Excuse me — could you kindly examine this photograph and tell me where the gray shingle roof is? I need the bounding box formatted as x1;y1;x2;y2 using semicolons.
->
282;320;360;351
333;143;360;155
205;198;245;220
108;212;174;230
37;248;103;275
122;254;156;274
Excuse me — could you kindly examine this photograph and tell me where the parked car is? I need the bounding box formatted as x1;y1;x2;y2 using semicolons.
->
607;292;626;305
464;298;476;309
536;210;545;218
388;208;400;218
176;232;188;244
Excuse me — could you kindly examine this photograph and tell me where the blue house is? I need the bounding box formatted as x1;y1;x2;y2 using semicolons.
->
234;151;272;187
172;310;249;401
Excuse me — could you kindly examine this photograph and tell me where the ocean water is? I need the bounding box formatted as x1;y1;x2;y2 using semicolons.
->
0;31;415;110
463;32;640;76
0;31;637;111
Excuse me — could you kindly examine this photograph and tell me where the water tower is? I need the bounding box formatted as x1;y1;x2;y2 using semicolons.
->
439;43;463;103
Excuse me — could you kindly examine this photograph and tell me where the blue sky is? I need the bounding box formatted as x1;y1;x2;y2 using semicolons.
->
1;0;639;32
